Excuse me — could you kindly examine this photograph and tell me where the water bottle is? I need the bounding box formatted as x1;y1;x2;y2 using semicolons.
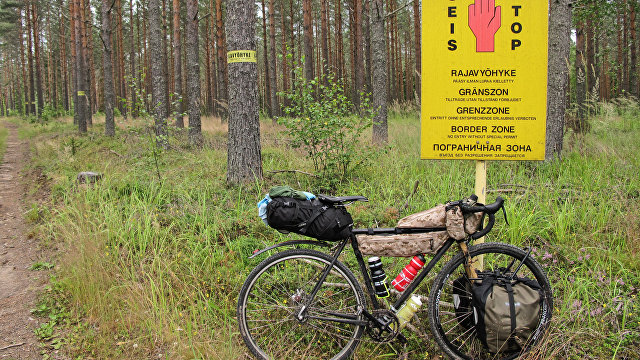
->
395;295;422;329
391;254;426;292
368;257;390;298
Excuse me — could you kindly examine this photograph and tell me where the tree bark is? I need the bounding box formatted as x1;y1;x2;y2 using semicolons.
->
321;0;329;82
31;1;44;117
630;1;638;97
260;0;272;117
413;0;421;102
575;21;586;123
172;0;184;127
116;0;127;117
69;0;78;123
18;9;28;115
364;0;372;93
545;0;572;161
617;10;623;96
73;0;88;132
280;0;289;107
353;0;364;110
102;0;115;136
336;0;344;82
83;0;97;117
268;0;279;117
129;0;137;118
186;0;202;146
623;0;629;93
226;0;262;184
149;0;168;147
302;0;314;80
26;3;36;116
371;0;388;144
216;0;228;119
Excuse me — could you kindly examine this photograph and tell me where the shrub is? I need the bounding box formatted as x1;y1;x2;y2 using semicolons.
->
278;66;375;188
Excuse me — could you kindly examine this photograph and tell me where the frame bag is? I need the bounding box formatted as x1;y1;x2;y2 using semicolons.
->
266;197;353;241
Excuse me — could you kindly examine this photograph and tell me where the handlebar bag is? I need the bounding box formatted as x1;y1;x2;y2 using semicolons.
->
446;204;484;240
467;272;542;353
266;197;353;241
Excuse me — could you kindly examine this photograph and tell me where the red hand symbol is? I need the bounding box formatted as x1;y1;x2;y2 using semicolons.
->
468;0;501;52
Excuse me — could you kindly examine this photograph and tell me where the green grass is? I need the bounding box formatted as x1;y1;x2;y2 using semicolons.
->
20;106;640;359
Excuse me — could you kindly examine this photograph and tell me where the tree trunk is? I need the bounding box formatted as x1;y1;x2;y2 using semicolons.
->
575;21;586;124
261;0;272;117
208;0;217;115
630;1;637;97
371;0;388;144
321;0;329;82
623;0;629;93
280;0;289;107
73;0;87;132
216;0;228;119
129;0;137;118
268;0;279;117
586;4;595;105
226;0;262;184
31;1;44;117
162;0;170;117
26;3;35;116
18;9;28;115
205;15;213;115
172;0;184;127
149;0;168;147
545;0;572;161
69;0;78;123
353;0;364;110
413;0;421;102
186;0;202;146
102;0;115;136
83;0;97;117
364;0;372;93
303;0;314;80
80;0;93;124
116;0;127;117
617;10;623;96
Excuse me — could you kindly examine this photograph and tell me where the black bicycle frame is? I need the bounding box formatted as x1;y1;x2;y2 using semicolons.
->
297;230;459;327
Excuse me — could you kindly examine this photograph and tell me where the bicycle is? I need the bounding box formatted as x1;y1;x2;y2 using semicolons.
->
237;195;553;360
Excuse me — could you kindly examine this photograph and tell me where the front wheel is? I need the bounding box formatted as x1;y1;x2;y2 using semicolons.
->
237;249;367;360
428;242;553;360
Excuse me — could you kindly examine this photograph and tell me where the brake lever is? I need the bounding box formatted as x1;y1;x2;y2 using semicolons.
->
501;204;509;226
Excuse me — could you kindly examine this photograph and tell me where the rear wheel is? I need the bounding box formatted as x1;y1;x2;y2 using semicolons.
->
237;249;366;360
428;242;553;360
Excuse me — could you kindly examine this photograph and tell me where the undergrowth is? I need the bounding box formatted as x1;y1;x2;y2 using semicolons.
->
0;121;7;161
19;108;640;359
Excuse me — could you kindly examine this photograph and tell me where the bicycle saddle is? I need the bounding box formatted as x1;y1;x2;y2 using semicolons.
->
317;194;369;204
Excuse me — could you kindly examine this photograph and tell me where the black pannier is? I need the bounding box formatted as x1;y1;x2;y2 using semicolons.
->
266;197;353;241
452;272;543;353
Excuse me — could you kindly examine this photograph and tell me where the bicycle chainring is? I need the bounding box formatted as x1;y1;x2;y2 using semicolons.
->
366;309;399;343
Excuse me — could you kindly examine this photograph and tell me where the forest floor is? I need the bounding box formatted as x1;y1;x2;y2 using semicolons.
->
0;121;50;360
6;104;640;359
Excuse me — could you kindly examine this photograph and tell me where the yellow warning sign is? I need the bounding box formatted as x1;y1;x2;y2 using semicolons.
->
77;91;86;96
227;50;257;63
421;0;549;161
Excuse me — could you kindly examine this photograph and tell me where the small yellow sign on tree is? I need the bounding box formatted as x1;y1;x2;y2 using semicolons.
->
421;0;549;160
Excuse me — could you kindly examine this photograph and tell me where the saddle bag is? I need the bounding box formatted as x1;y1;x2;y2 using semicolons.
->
453;272;543;353
266;197;353;241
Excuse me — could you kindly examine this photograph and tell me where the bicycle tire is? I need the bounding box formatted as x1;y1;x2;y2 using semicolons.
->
428;242;553;360
237;249;367;360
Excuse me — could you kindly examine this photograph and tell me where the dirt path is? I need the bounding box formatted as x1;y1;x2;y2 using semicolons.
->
0;121;45;360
